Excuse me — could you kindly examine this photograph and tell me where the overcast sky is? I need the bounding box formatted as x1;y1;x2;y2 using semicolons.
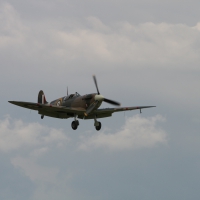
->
0;1;200;200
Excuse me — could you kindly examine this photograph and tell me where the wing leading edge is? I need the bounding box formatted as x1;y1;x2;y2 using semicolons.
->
8;101;86;115
94;106;156;114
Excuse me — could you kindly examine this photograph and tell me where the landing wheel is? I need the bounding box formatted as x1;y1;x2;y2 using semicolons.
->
95;122;101;131
41;115;44;119
71;120;79;130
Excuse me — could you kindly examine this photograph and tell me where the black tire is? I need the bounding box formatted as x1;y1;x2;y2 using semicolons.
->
95;122;101;131
71;121;77;130
41;115;44;119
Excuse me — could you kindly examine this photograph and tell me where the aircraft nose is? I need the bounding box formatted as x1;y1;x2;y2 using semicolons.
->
94;94;104;101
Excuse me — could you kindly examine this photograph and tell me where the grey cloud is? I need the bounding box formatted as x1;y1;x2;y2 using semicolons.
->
11;156;59;182
1;114;168;200
5;0;200;25
79;115;167;151
1;3;200;84
1;1;200;200
0;116;68;152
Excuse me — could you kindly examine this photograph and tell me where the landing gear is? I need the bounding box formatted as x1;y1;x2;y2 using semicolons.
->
41;115;44;119
71;120;79;130
71;114;79;130
94;115;101;131
95;121;101;131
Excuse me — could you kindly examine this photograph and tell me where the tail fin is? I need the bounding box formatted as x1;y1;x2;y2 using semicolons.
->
38;90;48;104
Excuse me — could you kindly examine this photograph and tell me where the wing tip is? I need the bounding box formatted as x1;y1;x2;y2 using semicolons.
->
146;106;156;108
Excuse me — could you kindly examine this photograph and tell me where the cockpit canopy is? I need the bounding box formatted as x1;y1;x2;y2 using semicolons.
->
63;92;80;101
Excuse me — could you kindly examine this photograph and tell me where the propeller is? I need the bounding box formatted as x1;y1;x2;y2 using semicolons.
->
84;75;120;116
93;75;121;106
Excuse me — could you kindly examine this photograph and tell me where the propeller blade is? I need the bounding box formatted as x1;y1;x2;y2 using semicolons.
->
84;101;99;116
93;75;100;95
103;98;121;106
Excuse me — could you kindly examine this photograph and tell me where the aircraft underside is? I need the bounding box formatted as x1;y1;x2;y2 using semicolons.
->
39;111;106;131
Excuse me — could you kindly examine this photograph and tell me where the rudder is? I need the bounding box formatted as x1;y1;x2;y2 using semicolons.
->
38;90;48;104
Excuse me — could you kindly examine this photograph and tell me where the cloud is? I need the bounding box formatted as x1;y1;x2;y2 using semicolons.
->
5;114;167;200
79;115;167;151
1;3;200;75
0;116;68;152
47;20;200;69
11;156;59;182
0;3;28;47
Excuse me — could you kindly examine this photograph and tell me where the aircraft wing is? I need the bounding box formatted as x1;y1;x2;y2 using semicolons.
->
9;101;155;119
8;101;86;115
94;106;156;114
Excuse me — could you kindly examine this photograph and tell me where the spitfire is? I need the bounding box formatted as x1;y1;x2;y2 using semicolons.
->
8;75;155;131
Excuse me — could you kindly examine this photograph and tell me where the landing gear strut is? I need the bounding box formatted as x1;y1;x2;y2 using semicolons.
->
71;114;79;130
94;115;101;131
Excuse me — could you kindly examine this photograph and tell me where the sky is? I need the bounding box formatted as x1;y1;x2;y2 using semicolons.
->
0;0;200;199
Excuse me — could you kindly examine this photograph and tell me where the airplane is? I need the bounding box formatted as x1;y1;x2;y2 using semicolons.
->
8;75;155;131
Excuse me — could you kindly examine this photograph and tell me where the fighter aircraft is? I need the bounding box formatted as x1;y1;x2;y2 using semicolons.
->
9;75;155;131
